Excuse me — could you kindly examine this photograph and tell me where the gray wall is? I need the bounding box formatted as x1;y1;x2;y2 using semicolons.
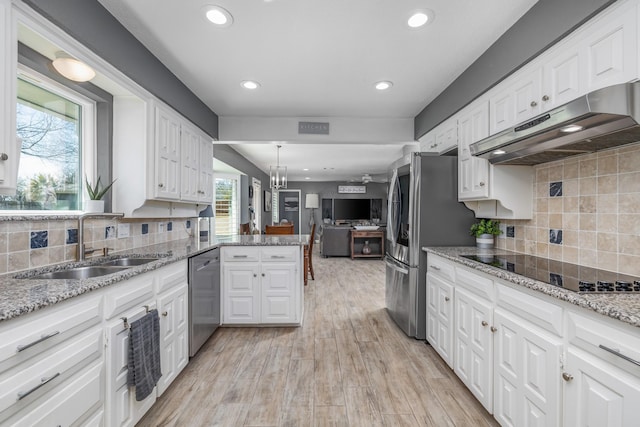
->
23;0;218;139
288;181;387;235
213;144;271;224
414;0;617;138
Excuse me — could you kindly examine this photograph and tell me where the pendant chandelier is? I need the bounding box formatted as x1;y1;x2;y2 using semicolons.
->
270;145;287;190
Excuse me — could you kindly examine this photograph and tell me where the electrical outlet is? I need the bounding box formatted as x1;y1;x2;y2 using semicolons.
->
158;222;165;233
117;223;131;238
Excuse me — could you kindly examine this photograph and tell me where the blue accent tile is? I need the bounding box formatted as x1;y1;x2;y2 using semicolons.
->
105;226;116;239
66;228;78;244
186;220;191;229
142;223;149;235
549;229;563;245
549;181;563;197
506;226;515;238
30;231;48;249
167;222;173;231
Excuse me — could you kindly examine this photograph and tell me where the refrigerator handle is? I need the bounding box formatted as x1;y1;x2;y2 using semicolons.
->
387;169;400;247
384;256;409;275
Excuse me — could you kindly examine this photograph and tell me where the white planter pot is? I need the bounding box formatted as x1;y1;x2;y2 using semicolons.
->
84;200;104;213
476;233;494;249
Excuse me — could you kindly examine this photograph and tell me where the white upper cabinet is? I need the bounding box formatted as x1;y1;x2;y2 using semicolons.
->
419;117;457;154
180;123;214;204
0;0;18;196
458;101;490;200
154;105;181;200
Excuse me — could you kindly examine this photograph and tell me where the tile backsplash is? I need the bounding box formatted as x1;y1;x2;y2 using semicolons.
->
496;142;640;276
0;218;195;275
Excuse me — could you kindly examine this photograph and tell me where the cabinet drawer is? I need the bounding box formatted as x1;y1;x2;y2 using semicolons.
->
0;327;103;422
456;267;494;301
261;246;299;262
426;254;455;282
104;272;155;319
222;246;260;262
0;293;102;374
4;361;103;427
567;310;640;375
495;283;563;336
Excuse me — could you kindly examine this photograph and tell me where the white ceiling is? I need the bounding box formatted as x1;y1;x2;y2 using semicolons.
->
99;0;538;181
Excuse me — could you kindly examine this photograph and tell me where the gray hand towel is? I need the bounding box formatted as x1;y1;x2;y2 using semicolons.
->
127;309;163;401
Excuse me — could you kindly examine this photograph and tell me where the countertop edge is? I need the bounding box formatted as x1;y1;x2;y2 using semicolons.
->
423;246;640;329
0;235;309;322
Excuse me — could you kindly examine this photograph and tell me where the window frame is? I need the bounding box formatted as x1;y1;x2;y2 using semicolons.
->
6;63;97;214
213;172;241;236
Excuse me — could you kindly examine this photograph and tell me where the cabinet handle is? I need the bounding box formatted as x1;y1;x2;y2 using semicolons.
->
598;345;640;367
270;255;286;259
479;181;485;187
481;320;488;327
158;183;164;188
162;311;168;317
16;331;60;352
429;265;441;271
542;95;550;102
0;153;7;161
444;296;450;302
17;372;61;400
530;101;537;107
233;255;248;258
562;372;574;382
490;326;498;333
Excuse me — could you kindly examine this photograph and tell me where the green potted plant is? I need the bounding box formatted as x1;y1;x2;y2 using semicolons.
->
470;218;502;248
84;175;116;213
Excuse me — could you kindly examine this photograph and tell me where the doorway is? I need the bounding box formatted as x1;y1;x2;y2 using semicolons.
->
277;189;301;234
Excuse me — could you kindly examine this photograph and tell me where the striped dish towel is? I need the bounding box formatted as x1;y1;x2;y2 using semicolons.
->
127;309;162;401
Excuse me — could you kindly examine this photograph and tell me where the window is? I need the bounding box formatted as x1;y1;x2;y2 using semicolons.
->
214;174;240;236
0;69;94;211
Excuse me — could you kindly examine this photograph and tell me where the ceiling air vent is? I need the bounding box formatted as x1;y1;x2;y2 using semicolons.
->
298;121;330;135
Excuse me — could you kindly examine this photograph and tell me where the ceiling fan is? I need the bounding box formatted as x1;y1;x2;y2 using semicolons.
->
349;173;387;184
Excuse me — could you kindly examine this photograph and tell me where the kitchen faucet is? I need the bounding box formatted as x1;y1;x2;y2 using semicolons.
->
77;212;125;261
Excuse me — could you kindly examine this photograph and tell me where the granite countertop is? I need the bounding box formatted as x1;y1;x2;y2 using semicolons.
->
423;246;640;329
0;234;310;323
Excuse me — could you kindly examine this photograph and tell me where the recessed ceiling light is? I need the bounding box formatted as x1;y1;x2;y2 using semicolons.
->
303;168;309;171
241;80;260;90
204;5;233;27
493;149;506;155
375;81;393;91
305;177;311;180
407;9;434;28
52;51;95;82
560;124;584;133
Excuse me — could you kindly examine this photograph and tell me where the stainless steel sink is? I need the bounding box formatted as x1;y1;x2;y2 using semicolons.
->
98;257;159;267
29;265;128;280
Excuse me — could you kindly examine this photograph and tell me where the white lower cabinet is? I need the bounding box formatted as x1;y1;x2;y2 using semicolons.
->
156;283;188;396
222;246;302;325
426;273;455;366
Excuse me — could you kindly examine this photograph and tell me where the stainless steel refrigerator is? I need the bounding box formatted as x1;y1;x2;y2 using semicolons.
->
385;153;475;339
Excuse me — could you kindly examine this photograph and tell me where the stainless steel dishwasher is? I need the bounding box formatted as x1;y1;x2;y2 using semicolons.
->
188;247;220;357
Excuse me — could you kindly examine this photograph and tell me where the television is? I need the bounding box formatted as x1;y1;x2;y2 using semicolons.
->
333;198;371;221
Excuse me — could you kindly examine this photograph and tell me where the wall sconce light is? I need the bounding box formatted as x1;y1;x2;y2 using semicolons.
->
52;51;96;82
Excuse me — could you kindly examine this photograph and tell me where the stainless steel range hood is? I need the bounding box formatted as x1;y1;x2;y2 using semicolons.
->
470;82;640;165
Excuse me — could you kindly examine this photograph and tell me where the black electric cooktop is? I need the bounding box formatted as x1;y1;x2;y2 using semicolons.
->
461;253;640;293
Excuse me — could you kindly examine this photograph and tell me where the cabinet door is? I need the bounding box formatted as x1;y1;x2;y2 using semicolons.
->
427;274;454;367
418;131;437;153
458;102;490;200
493;309;562;427
156;283;188;396
564;347;640;427
582;2;637;93
198;137;214;203
490;68;542;134
154;106;181;200
261;262;297;323
454;287;493;411
223;263;260;324
180;125;200;202
542;47;581;110
435;118;457;154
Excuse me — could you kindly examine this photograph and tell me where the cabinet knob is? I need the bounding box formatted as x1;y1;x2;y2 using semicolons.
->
262;273;265;277
479;181;485;187
530;101;537;107
0;153;7;161
542;95;550;102
158;183;164;188
481;320;488;327
253;274;257;277
162;311;168;317
562;372;574;382
490;326;498;333
444;296;450;302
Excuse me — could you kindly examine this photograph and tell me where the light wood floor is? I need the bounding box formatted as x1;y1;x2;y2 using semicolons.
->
138;251;499;427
